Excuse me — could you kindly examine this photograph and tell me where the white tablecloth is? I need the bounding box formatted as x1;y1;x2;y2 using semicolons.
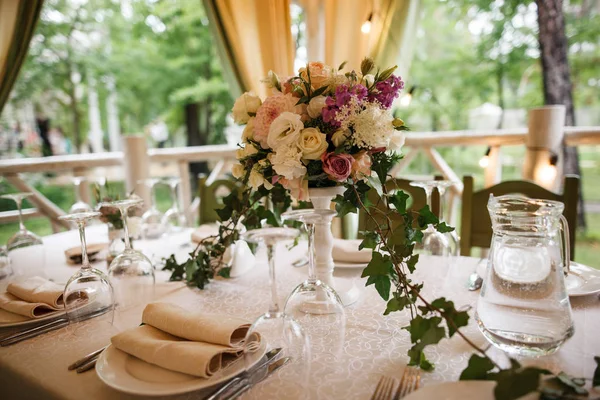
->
0;225;598;400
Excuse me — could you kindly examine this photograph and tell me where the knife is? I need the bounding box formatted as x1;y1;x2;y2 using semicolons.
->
225;357;291;400
205;347;282;400
0;306;111;347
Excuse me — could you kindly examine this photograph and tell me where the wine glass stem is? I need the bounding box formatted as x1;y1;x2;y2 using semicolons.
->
306;222;316;283
266;243;281;315
151;183;158;210
119;207;132;249
170;185;179;211
438;188;446;222
15;197;26;232
74;180;82;202
77;221;90;269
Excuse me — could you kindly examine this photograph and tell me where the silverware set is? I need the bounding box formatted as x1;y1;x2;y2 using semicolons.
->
371;366;421;400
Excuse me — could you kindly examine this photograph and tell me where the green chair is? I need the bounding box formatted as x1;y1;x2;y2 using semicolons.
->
460;175;579;259
198;175;240;225
342;177;441;241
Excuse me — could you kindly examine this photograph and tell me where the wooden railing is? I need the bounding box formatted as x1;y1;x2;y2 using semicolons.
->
1;124;599;231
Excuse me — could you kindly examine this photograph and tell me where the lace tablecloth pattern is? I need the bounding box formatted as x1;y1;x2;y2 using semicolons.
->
0;225;598;400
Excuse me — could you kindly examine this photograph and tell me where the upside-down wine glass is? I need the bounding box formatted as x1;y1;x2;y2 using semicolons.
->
0;246;12;289
431;180;460;257
162;177;187;232
241;227;310;396
69;177;93;213
138;178;166;239
58;211;114;325
101;198;155;328
1;192;45;278
409;181;451;257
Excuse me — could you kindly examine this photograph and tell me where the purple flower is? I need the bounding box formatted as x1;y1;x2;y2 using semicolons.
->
369;75;405;108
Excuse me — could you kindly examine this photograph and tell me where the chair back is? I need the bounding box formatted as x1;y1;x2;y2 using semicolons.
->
198;175;239;224
460;175;579;259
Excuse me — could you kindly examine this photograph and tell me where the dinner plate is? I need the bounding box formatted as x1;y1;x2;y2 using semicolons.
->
0;309;65;329
335;261;368;269
403;381;538;400
565;262;600;297
96;341;268;396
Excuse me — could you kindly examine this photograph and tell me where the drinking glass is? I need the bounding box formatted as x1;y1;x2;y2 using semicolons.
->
431;180;460;257
162;177;186;232
69;177;93;213
58;211;114;324
241;227;310;394
101;199;155;326
0;246;12;289
476;195;574;356
281;209;345;316
409;181;451;257
138;178;166;239
1;192;45;278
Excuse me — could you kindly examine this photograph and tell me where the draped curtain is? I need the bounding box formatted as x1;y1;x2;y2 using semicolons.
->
0;0;44;114
324;0;420;78
202;0;295;99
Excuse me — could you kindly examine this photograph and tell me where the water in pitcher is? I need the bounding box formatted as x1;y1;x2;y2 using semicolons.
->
475;195;574;357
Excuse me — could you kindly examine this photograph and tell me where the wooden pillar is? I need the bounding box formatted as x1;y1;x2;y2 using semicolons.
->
483;146;502;188
123;136;151;211
523;106;565;192
177;160;192;227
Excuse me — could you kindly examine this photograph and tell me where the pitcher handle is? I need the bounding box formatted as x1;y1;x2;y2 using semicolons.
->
559;215;570;276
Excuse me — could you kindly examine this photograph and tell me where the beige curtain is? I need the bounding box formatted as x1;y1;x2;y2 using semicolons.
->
324;0;420;78
0;0;44;114
202;0;295;99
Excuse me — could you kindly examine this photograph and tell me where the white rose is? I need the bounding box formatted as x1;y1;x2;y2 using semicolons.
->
389;131;405;152
242;117;255;142
297;128;328;160
248;166;273;190
267;111;304;150
331;128;350;147
231;163;245;179
306;96;327;119
236;144;258;160
232;92;262;124
271;145;307;180
363;74;375;86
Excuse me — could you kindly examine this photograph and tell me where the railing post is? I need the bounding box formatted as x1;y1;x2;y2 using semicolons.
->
523;106;565;192
177;160;192;226
123;135;151;211
483;146;502;187
73;167;91;204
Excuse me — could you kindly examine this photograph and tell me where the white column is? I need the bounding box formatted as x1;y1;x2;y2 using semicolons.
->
87;74;104;153
105;75;121;152
304;0;324;61
123;135;151;211
484;146;502;188
523;106;565;192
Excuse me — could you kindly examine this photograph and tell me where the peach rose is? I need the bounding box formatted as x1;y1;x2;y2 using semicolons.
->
279;177;309;201
299;62;332;90
352;151;372;181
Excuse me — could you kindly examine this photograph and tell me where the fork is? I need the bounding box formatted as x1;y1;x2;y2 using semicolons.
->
394;366;420;399
371;375;397;400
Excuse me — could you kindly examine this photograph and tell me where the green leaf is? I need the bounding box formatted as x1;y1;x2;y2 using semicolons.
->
459;354;495;380
335;197;357;218
361;252;393;278
550;372;588;395
384;295;410;315
184;259;196;283
417;205;439;228
435;222;455;233
359;231;379;250
367;176;384;198
338;61;347;71
406;254;419;273
492;367;548;400
217;267;231;278
594;356;600;387
405;315;445;345
311;85;328;97
366;274;391;300
389;190;410;213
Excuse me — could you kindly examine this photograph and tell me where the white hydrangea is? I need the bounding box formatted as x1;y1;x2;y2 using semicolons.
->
350;104;395;149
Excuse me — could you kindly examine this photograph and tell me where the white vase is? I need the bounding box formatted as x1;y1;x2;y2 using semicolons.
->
308;186;360;306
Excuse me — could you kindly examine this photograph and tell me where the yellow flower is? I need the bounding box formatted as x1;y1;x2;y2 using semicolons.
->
297;128;328;160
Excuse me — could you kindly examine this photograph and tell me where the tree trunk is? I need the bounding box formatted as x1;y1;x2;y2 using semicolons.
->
535;0;586;229
185;102;208;183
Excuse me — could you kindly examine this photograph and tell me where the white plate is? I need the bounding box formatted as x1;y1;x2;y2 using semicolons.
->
403;381;538;400
96;341;267;396
0;310;65;329
566;262;600;297
335;261;368;269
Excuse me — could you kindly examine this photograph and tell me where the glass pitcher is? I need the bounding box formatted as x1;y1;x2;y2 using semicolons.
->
475;195;574;357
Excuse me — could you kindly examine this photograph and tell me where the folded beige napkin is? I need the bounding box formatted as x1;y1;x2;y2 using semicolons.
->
0;277;64;320
332;239;373;263
191;223;220;243
111;302;260;378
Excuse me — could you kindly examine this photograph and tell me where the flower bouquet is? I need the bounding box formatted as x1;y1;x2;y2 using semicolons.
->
230;58;407;200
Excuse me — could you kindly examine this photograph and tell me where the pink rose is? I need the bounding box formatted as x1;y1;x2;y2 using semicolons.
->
321;152;354;182
282;77;305;98
299;62;332;90
279;177;309;201
352;151;372;180
253;93;299;148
